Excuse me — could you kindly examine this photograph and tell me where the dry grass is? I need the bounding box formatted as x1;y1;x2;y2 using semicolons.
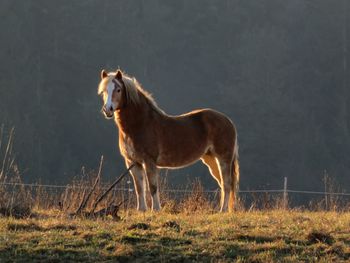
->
0;127;33;218
0;209;349;262
1;124;350;262
1;154;350;262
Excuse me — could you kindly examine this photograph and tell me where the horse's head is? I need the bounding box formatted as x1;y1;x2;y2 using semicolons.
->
98;69;126;119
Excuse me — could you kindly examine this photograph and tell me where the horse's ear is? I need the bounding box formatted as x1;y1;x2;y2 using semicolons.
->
115;70;123;80
101;69;108;79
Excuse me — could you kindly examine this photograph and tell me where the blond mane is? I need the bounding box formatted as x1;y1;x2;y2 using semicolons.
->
98;71;163;114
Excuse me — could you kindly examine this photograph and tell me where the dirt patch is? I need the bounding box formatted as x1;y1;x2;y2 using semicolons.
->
307;231;334;245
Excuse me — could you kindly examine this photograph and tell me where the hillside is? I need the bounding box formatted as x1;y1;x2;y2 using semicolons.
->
0;210;349;262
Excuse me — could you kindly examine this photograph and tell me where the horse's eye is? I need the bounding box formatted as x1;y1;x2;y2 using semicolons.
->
116;88;121;93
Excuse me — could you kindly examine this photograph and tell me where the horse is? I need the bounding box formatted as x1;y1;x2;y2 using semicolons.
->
97;69;239;212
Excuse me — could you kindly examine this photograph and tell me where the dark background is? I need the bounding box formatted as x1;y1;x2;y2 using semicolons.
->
0;1;349;192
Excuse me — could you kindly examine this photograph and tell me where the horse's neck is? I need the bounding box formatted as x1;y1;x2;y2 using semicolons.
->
115;102;157;137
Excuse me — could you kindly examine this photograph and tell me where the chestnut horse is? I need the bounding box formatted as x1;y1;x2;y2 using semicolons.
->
97;70;239;212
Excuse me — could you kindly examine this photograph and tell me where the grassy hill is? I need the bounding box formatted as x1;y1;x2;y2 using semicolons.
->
0;209;349;262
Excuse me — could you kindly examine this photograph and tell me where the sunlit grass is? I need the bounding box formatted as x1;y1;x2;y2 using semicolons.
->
0;209;349;262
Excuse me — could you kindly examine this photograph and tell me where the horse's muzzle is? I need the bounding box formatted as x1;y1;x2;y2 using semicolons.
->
102;106;114;119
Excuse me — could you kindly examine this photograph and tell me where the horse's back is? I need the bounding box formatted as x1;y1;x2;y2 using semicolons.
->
188;108;237;159
181;108;236;137
154;108;234;167
176;108;236;150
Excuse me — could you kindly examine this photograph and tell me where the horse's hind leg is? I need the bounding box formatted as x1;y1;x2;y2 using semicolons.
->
217;159;232;212
201;154;221;187
144;163;161;211
127;161;148;211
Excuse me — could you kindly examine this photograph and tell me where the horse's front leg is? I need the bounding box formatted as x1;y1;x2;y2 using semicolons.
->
127;161;148;211
144;163;161;211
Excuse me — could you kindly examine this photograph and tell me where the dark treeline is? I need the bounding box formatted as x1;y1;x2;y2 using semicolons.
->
0;1;349;192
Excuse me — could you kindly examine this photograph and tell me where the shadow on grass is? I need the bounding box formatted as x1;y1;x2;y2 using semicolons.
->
7;222;77;232
224;236;349;261
0;247;106;262
7;223;43;232
120;235;148;244
236;234;276;244
224;243;307;261
158;236;192;246
215;234;281;243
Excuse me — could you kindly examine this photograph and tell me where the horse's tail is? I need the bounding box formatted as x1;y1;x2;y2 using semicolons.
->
229;136;239;212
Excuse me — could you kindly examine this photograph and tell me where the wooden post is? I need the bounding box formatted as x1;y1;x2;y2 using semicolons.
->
324;170;329;210
283;177;288;209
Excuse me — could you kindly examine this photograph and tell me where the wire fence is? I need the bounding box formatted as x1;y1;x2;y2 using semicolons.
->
2;181;350;196
2;178;350;212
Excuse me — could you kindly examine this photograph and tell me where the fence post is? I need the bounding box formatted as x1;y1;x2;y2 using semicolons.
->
283;177;288;209
324;170;329;210
127;179;132;210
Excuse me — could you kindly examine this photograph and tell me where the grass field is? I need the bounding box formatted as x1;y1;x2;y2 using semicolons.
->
0;209;349;262
1;131;349;262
